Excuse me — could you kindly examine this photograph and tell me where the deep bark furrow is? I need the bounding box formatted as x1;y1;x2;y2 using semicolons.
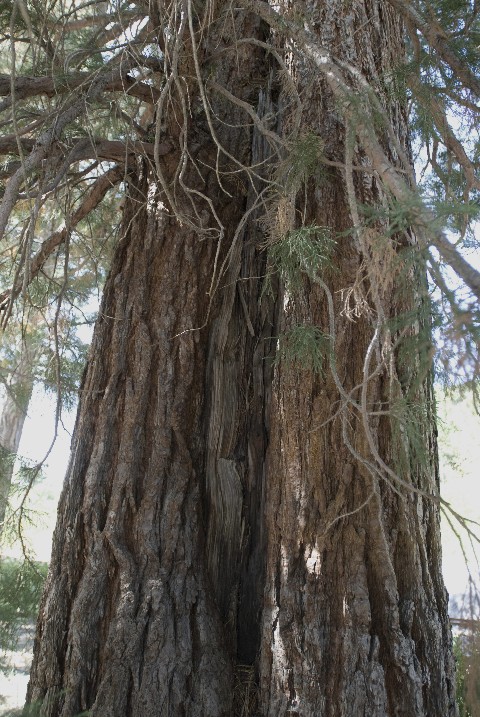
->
27;10;275;715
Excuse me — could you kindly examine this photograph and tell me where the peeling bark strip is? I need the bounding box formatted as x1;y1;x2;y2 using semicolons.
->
27;1;457;716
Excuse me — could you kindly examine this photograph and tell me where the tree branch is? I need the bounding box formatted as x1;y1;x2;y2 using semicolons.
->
0;56;164;241
248;0;480;303
0;136;169;162
408;73;480;191
0;165;124;310
0;67;161;107
385;0;480;98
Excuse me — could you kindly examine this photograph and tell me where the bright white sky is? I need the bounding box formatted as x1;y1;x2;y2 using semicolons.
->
5;388;76;562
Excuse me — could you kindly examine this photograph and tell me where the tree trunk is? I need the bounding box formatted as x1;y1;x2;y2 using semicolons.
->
27;10;277;716
26;2;457;716
258;2;456;715
0;336;35;540
259;187;456;716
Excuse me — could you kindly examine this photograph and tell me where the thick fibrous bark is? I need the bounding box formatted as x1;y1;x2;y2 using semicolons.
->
27;2;457;716
258;2;456;715
27;11;277;716
259;194;455;716
28;171;233;716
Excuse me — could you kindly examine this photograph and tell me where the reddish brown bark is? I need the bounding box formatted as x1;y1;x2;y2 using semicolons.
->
26;2;457;716
27;10;277;715
258;1;456;715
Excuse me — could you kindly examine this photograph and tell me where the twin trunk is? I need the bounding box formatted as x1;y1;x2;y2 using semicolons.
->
27;2;456;715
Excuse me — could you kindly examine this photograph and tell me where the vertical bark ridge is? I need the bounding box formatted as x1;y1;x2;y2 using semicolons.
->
27;9;276;715
24;2;458;716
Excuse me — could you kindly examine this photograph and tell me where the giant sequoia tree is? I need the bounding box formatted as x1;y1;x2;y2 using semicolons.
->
1;0;480;714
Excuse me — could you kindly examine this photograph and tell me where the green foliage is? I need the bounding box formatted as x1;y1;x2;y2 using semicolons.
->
0;559;47;625
430;197;480;241
277;133;326;193
269;225;334;288
276;324;329;374
405;4;480;233
397;1;480;396
453;631;480;717
389;395;433;475
394;312;434;378
39;332;89;411
0;558;48;665
359;196;424;237
0;444;15;479
431;282;480;390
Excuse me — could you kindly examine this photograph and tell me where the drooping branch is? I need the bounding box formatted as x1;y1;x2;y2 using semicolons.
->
0;55;162;242
385;0;480;99
431;232;480;299
407;74;480;192
0;165;124;311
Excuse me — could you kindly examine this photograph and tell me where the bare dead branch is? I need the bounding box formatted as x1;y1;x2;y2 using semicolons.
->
0;135;170;160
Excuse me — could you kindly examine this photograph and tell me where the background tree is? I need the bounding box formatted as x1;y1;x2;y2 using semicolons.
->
0;171;119;546
0;0;478;715
0;169;118;677
0;329;35;539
